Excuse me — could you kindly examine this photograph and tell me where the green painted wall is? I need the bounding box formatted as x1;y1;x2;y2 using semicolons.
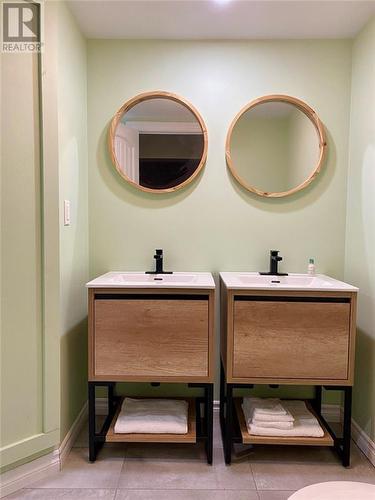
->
1;51;43;450
1;20;60;467
56;1;89;442
88;39;351;276
345;16;375;441
230;115;290;192
229;109;318;194
287;108;319;188
1;0;88;472
87;39;352;400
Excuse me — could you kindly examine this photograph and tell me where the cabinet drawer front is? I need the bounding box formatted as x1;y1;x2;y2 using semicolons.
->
94;299;209;378
233;300;350;380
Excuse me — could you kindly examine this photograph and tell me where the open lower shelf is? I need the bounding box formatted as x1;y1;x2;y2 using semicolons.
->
106;397;196;443
234;398;334;447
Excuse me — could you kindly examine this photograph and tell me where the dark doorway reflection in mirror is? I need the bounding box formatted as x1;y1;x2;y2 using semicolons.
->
109;92;207;193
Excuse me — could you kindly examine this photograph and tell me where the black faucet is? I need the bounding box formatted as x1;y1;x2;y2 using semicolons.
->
145;249;173;275
259;250;288;276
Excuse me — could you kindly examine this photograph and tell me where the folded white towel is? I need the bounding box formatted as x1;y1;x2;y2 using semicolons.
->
248;420;323;437
243;397;294;423
243;397;287;418
244;400;324;438
251;418;294;430
114;398;188;434
247;411;294;423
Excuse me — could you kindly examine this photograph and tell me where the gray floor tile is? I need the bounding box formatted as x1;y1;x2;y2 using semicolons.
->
28;448;124;489
250;443;375;491
124;442;207;461
224;492;260;500
118;451;219;490
115;491;219;500
213;413;223;449
115;490;259;500
117;443;255;491
5;489;116;499
213;448;256;490
258;491;295;500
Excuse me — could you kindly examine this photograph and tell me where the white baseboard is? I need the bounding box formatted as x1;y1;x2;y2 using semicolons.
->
0;403;87;498
352;418;375;467
0;449;60;498
59;402;88;467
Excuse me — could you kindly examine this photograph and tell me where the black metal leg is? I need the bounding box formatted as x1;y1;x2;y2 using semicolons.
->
224;384;233;465
313;385;322;414
108;383;115;413
321;385;353;467
220;360;225;430
88;382;96;462
342;386;352;467
205;384;214;465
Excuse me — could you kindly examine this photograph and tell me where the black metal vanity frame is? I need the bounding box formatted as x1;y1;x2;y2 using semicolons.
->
88;381;214;464
219;359;352;467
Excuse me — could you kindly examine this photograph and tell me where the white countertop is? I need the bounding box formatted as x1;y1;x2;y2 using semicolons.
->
86;271;215;289
219;272;358;292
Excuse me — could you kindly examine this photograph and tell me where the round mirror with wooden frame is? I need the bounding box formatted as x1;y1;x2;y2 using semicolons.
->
109;91;208;193
226;95;327;198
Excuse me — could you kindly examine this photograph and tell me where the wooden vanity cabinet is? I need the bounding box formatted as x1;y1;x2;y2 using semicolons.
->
220;279;358;467
88;288;215;383
87;285;215;464
221;285;357;386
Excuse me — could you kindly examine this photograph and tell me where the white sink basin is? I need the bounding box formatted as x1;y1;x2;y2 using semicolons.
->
111;273;196;284
86;272;215;289
220;272;358;292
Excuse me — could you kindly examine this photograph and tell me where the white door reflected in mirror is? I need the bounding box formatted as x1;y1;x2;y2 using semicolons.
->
109;92;208;193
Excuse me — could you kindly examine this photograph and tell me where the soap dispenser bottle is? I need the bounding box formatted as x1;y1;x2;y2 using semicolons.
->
308;258;316;275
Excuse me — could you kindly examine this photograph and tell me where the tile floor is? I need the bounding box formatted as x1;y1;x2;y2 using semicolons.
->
6;414;375;499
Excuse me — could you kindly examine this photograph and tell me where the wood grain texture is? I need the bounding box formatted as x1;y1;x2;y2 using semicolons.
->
232;300;351;381
93;298;209;379
88;288;95;380
347;292;357;385
207;289;215;381
235;398;334;446
106;398;196;443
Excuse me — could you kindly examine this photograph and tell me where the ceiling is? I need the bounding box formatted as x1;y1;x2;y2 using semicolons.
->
67;0;375;40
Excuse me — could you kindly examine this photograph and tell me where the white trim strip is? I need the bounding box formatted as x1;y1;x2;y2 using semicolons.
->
352;418;375;467
59;402;88;467
0;450;60;498
0;404;87;498
126;121;202;134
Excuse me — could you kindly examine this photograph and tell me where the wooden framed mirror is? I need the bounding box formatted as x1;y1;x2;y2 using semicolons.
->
109;91;208;193
226;95;327;198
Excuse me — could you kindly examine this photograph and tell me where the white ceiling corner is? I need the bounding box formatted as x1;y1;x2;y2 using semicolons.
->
67;0;375;40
